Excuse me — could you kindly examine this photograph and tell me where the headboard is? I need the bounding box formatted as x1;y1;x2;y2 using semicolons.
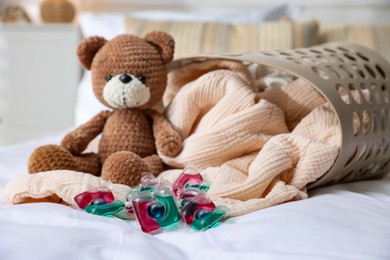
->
2;0;390;25
76;0;390;25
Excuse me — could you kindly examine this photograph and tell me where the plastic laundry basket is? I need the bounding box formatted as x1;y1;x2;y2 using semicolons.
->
169;42;390;189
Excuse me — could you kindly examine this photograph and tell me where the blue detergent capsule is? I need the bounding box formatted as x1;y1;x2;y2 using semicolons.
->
194;209;212;219
90;198;107;206
191;205;229;231
147;201;166;219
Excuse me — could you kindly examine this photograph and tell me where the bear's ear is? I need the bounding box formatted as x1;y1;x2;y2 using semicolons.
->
77;36;107;70
144;31;175;64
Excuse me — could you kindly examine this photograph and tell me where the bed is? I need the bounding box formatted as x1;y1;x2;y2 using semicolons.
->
1;2;390;259
1;137;390;259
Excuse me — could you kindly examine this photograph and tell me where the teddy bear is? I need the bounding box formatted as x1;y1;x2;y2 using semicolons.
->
27;31;182;187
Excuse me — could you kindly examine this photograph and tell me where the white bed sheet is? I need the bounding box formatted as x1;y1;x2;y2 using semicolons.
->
0;134;390;260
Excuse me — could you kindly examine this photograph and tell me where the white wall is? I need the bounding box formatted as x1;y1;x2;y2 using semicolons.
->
298;1;390;25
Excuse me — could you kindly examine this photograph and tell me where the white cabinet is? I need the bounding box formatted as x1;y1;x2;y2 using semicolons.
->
0;24;81;146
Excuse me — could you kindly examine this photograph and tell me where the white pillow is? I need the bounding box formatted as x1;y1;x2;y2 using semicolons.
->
75;13;126;125
78;12;126;39
74;71;106;125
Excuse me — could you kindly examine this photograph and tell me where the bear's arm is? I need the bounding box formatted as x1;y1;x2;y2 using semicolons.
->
146;109;182;157
61;110;113;155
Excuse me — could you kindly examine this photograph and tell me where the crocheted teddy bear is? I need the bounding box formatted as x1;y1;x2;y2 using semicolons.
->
27;31;182;186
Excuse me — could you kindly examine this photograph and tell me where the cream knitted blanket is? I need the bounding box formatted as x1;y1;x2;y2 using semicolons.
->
5;59;341;217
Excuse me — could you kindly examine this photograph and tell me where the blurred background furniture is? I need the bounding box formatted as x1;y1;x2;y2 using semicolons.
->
0;24;81;146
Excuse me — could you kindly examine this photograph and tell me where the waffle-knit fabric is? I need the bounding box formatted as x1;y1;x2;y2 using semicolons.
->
8;59;341;217
160;61;339;216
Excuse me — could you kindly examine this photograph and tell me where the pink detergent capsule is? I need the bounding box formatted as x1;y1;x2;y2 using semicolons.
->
179;188;202;208
172;166;203;196
132;191;161;234
74;187;115;209
179;192;216;225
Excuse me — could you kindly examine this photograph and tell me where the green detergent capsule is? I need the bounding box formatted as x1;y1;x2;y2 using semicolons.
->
84;200;125;216
113;204;135;220
191;205;229;231
184;182;211;192
153;193;180;227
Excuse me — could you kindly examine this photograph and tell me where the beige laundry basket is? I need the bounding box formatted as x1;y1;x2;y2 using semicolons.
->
169;42;390;189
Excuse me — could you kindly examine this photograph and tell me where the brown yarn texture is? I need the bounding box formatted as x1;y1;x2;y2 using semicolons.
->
77;36;107;70
28;31;182;187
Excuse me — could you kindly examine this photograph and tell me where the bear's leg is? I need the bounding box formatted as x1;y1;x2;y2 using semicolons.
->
143;154;164;176
101;151;164;187
28;145;101;175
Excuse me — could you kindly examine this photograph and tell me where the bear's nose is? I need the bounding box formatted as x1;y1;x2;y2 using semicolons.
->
119;74;132;84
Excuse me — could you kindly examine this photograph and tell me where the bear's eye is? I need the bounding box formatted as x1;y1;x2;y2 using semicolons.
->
138;76;146;84
106;75;113;81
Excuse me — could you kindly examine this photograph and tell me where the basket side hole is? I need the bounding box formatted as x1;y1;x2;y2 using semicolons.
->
362;110;371;135
286;57;302;64
352;111;361;136
338;170;357;183
375;64;387;79
355;143;368;163
352;64;366;78
326;66;341;79
344;146;358;167
310;49;322;54
303;56;320;64
279;51;292;56
349;83;363;104
387;109;390;130
357;169;368;179
263;52;276;57
370;83;382;104
339;64;355;79
366;163;381;175
312;66;330;79
337;46;350;52
316;55;330;63
324;48;336;53
360;83;372;103
381;109;389;132
365;143;374;160
381;84;390;103
372;110;380;133
294;50;307;55
380;158;390;170
344;53;357;61
376;138;387;157
379;138;388;154
336;84;352;104
383;142;390;156
356;52;370;62
364;64;376;78
330;54;345;63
